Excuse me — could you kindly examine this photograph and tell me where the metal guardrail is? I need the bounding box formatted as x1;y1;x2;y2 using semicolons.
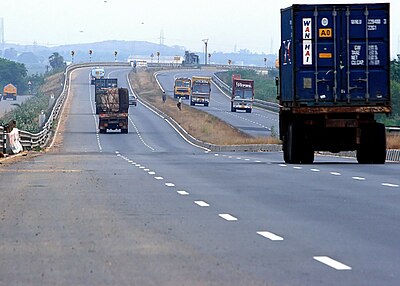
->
1;62;130;153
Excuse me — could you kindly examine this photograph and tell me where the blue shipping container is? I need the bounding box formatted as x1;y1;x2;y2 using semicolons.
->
280;3;390;107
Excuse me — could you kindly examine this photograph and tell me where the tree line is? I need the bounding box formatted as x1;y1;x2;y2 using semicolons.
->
0;53;65;95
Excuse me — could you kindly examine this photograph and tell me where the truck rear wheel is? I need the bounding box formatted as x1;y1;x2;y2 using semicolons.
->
121;128;128;134
357;123;386;164
284;123;301;164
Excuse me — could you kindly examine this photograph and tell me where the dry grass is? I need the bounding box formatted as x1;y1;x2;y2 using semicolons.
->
129;71;279;146
39;73;64;95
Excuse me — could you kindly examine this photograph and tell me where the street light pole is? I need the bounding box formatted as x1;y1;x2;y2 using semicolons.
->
202;39;208;65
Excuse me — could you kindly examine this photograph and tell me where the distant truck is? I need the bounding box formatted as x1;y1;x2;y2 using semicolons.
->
3;84;17;100
278;3;391;164
98;87;129;134
174;77;191;99
231;76;254;113
190;76;211;106
94;78;118;114
90;67;105;85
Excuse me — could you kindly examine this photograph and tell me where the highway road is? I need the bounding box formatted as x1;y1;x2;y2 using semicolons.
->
155;69;279;138
0;66;399;286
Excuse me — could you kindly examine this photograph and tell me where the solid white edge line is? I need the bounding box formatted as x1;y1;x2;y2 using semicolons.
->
127;74;210;152
313;256;352;270
257;231;284;241
219;214;238;221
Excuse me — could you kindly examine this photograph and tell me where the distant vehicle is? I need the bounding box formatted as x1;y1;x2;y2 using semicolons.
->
3;84;17;100
129;94;137;106
98;87;129;134
278;3;391;164
231;76;254;113
174;77;191;99
90;67;105;85
190;76;211;106
94;78;118;114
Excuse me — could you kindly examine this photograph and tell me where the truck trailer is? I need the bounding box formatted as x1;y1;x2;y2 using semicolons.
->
98;87;129;134
231;78;254;113
190;76;211;106
94;78;118;114
278;3;391;164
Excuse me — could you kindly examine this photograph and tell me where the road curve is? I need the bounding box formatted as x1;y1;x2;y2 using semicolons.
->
0;66;399;286
155;69;280;137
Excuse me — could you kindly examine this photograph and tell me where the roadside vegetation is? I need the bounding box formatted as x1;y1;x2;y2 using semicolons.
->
0;54;66;133
129;70;279;145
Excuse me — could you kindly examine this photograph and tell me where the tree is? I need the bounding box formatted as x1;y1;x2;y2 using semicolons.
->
48;52;66;71
0;57;28;93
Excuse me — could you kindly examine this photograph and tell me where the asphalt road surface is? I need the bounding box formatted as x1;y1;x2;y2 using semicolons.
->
0;66;399;286
155;69;279;137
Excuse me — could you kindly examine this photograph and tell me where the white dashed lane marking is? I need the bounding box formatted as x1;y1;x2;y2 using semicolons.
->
311;168;320;172
330;172;341;176
381;183;399;188
257;231;284;241
194;201;210;207
352;176;366;181
155;177;164;180
148;171;156;175
219;214;238;221
177;190;189;195
313;256;352;270
165;183;175;187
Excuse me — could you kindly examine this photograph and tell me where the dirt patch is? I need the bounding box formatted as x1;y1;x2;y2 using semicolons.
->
129;70;280;146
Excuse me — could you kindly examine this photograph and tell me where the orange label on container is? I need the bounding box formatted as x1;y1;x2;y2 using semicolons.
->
319;53;332;59
319;28;332;38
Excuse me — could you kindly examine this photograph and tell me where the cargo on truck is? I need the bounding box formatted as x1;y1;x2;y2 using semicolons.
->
174;77;191;99
98;87;129;134
278;3;391;164
90;67;105;85
3;84;17;101
231;77;254;113
94;78;118;114
190;76;211;106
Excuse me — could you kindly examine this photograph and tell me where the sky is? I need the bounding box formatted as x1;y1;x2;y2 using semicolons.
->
0;0;398;56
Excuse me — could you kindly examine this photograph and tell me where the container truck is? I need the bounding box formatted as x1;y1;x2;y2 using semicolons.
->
190;76;211;106
231;78;254;113
3;84;17;100
174;77;191;99
90;67;105;85
278;3;391;164
98;87;129;134
94;78;118;114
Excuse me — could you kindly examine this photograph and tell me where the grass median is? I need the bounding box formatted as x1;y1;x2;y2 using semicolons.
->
128;70;279;146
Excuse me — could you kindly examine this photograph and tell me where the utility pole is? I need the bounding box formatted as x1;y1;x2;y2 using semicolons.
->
202;39;208;65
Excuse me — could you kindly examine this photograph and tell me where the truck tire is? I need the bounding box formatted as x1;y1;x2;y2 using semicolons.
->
190;101;195;106
357;123;386;164
246;109;251;113
372;123;386;164
99;129;106;134
121;128;128;134
204;102;209;107
231;103;235;112
284;123;301;164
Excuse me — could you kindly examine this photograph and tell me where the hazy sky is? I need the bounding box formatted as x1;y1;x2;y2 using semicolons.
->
0;0;398;56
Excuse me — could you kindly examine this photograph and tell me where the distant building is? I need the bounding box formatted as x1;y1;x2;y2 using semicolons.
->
183;51;199;66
